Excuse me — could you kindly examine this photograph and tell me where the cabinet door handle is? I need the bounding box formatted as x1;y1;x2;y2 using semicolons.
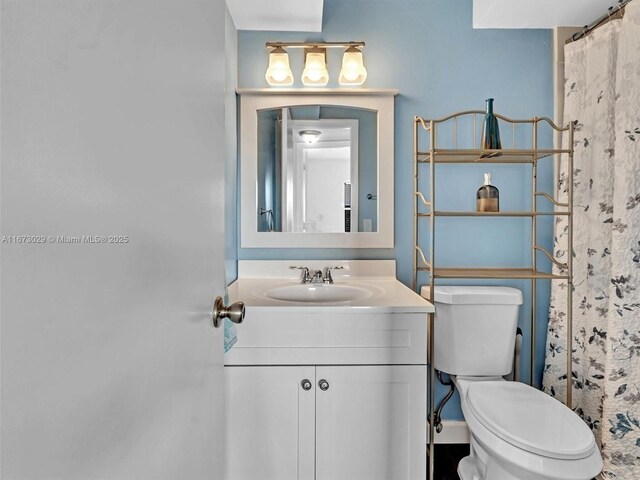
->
318;379;330;391
301;379;312;391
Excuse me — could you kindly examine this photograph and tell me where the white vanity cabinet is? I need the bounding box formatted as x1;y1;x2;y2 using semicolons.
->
224;309;428;480
225;366;316;480
224;260;433;480
314;365;426;480
225;364;426;480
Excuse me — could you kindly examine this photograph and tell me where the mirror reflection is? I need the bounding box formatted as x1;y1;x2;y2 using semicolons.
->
257;105;377;233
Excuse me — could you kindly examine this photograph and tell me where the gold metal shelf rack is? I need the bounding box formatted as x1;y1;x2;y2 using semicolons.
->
413;111;574;480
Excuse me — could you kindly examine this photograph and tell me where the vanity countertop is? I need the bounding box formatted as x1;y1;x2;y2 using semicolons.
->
228;260;434;314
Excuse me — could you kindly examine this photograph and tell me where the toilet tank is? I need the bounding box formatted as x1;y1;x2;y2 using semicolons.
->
423;286;523;376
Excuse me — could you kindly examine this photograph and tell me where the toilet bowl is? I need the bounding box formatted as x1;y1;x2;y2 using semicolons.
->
426;286;603;480
454;376;602;480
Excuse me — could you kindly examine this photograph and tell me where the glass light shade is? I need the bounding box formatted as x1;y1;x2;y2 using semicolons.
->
339;47;367;86
299;129;321;144
301;49;329;86
265;47;293;86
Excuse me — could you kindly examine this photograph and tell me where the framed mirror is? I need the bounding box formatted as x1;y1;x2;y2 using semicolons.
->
239;90;397;248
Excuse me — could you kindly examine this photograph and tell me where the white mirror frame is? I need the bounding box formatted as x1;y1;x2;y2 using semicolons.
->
239;89;398;248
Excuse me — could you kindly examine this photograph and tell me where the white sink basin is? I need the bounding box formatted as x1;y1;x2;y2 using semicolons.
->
264;283;373;303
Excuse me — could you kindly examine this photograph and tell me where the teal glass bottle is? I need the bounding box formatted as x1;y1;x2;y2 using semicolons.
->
481;98;501;150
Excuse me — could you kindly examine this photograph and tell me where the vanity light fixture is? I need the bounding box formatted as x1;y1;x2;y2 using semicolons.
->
265;46;294;86
339;46;367;86
299;129;322;144
301;48;329;86
264;41;366;88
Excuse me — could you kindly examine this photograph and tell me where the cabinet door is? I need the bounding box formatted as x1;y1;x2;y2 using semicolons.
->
315;366;426;480
225;366;315;480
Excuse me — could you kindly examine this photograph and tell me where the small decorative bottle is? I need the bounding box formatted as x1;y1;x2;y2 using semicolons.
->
481;98;502;151
477;173;499;212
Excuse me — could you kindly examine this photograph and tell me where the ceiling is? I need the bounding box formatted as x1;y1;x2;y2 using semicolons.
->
227;0;616;32
226;0;323;32
473;0;617;28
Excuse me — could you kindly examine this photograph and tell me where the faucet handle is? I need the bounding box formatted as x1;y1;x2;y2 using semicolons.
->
322;265;344;284
289;265;311;283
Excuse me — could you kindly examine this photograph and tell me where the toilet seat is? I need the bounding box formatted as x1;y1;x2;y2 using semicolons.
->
466;381;595;460
455;378;603;479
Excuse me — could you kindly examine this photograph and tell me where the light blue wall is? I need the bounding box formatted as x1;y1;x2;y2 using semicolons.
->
225;7;238;284
236;0;554;421
256;110;278;232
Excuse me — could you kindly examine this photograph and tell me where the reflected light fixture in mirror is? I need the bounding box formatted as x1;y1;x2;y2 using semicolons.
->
302;48;329;86
265;46;294;86
299;129;322;144
339;46;367;86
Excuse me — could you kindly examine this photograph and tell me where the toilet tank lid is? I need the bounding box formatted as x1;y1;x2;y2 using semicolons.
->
424;286;523;305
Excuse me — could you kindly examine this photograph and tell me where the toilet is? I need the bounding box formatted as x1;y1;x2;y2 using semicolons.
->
428;286;603;480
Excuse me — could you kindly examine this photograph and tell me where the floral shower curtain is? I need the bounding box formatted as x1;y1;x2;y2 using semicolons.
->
542;3;640;478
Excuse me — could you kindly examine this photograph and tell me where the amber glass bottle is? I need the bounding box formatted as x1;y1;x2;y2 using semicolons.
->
477;173;499;212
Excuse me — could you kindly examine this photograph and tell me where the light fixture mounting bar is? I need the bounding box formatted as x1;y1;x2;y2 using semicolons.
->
265;41;365;49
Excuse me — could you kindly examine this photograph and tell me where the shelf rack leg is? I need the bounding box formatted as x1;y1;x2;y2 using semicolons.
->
567;122;574;409
428;120;436;480
413;118;418;292
531;120;538;387
427;312;435;479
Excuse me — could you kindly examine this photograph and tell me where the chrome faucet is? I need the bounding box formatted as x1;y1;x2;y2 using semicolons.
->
290;265;344;284
290;266;313;283
322;265;344;284
312;269;324;283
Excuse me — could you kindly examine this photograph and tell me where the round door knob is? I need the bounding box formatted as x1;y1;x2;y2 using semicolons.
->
301;379;312;391
212;296;245;328
318;379;329;391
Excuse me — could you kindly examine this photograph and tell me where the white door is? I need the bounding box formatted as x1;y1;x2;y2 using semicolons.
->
281;108;295;232
303;146;351;232
1;1;228;479
225;366;316;480
315;366;427;480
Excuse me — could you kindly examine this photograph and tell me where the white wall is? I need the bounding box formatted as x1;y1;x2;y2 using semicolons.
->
1;1;227;478
474;0;613;28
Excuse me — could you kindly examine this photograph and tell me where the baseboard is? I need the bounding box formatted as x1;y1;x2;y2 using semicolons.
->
428;420;470;444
